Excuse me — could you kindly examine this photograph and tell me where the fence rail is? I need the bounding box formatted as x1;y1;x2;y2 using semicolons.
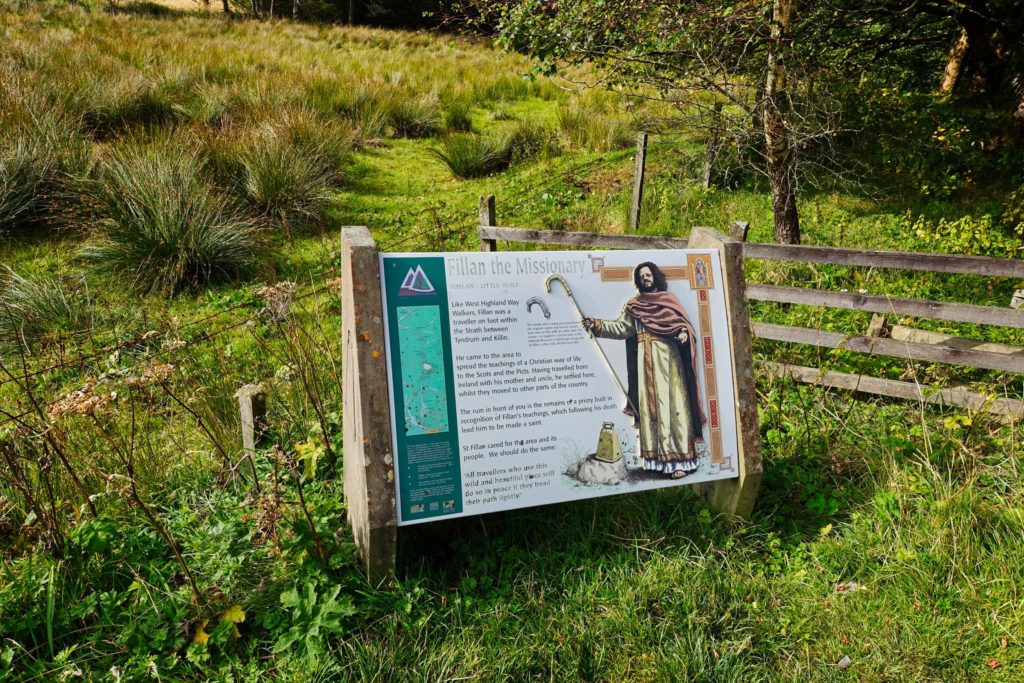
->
476;217;1024;420
746;284;1024;329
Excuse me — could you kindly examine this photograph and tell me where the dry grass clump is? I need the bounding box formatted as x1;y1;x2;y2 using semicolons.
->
557;97;635;152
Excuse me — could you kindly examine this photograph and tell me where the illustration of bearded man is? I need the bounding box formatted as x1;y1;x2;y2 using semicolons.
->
582;262;707;478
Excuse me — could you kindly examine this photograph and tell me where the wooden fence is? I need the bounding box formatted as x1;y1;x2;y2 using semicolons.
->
477;199;1024;420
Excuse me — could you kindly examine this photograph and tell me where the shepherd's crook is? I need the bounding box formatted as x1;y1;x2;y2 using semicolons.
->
544;274;638;418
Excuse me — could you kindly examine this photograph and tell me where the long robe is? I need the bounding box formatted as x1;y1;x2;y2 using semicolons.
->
593;292;706;474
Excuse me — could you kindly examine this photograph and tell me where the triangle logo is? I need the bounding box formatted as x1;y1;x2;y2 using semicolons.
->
399;265;435;296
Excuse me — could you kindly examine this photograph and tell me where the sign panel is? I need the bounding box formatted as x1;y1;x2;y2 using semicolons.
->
380;250;740;526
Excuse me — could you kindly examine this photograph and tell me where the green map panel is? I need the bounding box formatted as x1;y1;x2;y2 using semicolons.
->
397;305;450;436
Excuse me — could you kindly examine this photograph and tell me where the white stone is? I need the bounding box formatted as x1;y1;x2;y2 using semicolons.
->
574;454;627;485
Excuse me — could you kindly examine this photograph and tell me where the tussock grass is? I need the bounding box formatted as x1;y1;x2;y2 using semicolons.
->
214;109;352;223
0;140;47;233
76;71;187;137
0;269;92;349
505;119;561;162
388;95;442;138
433;122;558;178
84;142;263;294
557;98;635;152
443;99;475;133
431;133;512;179
0;109;92;232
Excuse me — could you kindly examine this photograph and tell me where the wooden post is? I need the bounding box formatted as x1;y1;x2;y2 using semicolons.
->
629;132;648;232
341;227;397;581
479;195;497;252
729;221;750;242
866;313;889;339
236;383;267;459
688;227;763;519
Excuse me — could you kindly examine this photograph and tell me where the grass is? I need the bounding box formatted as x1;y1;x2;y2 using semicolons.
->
0;2;1022;682
0;268;92;350
388;95;442;138
84;141;264;294
442;98;475;133
432;121;560;179
431;132;513;179
220;110;351;223
0;111;92;233
557;96;636;152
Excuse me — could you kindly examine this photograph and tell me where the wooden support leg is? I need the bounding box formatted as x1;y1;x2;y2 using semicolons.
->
688;227;763;519
341;227;397;581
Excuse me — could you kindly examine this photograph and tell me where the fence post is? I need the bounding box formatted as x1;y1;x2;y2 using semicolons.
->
629;132;648;232
479;195;497;252
729;221;750;242
341;226;397;582
236;383;267;458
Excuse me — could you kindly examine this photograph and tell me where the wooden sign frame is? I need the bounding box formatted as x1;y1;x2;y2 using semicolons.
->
341;226;762;580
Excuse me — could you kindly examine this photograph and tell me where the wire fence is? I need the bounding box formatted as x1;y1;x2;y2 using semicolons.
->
0;144;640;432
0;277;341;433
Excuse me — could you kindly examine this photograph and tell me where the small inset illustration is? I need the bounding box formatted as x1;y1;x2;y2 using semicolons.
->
567;422;628;485
687;254;714;289
525;296;551;318
397;306;449;436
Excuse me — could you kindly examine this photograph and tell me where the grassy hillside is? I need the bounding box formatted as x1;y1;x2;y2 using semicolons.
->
1;2;1022;681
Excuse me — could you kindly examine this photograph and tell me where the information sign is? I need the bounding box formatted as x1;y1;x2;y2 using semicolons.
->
379;250;740;525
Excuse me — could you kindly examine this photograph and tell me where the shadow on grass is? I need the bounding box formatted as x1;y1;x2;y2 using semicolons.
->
394;377;905;589
396;487;716;586
104;1;189;18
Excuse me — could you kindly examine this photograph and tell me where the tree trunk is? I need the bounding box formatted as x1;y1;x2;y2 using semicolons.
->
348;0;355;24
958;10;1005;98
702;102;723;190
939;28;969;93
221;0;230;13
292;0;299;19
764;0;800;245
